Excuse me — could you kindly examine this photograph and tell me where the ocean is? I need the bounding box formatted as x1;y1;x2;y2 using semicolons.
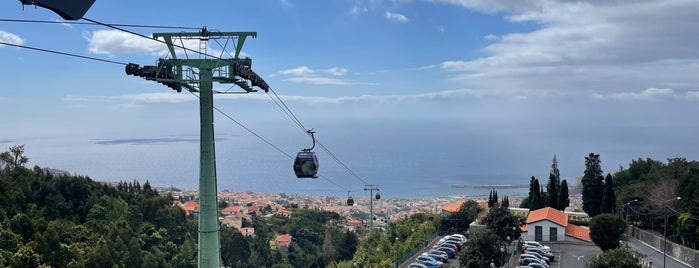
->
17;119;561;199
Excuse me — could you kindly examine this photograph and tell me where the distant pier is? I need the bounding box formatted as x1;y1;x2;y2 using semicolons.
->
451;184;529;189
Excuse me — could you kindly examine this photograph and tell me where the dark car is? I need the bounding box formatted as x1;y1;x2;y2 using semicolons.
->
525;248;555;262
434;247;456;258
426;253;448;263
440;241;462;251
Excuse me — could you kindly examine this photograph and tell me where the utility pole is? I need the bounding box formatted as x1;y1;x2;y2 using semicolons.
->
662;197;681;268
364;184;380;236
126;28;268;268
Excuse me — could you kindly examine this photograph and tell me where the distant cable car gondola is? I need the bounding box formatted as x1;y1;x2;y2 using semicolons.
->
346;192;354;206
293;129;319;178
375;190;381;200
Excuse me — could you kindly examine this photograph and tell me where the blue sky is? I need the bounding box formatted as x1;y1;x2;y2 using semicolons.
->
2;0;699;197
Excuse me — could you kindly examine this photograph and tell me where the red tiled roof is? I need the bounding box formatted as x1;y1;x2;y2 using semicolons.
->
222;205;240;213
275;234;292;247
347;218;363;227
565;224;591;241
240;227;255;235
521;224;529;232
441;202;462;213
526;207;568;227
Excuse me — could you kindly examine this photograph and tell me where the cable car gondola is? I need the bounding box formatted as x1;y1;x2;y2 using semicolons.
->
293;129;319;178
346;192;354;206
375;190;381;200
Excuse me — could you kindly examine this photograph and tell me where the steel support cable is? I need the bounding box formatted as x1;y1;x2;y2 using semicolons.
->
0;18;200;29
0;41;127;65
266;88;372;185
187;91;352;192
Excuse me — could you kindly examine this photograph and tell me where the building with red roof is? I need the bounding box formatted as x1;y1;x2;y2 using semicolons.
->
272;234;292;249
521;207;591;242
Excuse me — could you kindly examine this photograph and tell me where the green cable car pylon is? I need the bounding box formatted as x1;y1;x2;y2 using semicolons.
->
126;27;269;268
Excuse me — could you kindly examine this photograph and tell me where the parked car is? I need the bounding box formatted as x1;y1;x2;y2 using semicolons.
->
450;234;467;241
433;247;456;258
408;262;428;268
440;241;462;251
425;253;448;263
521;252;550;264
527;263;548;268
520;257;548;268
525;248;555;262
427;249;449;260
523;241;550;251
416;259;441;268
416;255;443;267
436;243;458;252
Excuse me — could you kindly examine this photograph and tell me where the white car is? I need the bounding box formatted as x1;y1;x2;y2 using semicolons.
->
523;241;550;251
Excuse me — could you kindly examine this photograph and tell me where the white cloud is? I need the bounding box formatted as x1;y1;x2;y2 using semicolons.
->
0;30;24;46
686;91;699;100
385;11;409;23
282;77;353;85
274;66;359;85
85;30;227;57
53;18;73;28
324;67;348;76
429;0;699;98
279;66;314;76
350;5;369;15
86;30;166;55
593;88;676;101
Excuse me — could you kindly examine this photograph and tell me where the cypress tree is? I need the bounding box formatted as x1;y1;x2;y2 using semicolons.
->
582;153;605;217
559;179;570;210
601;173;616;214
547;155;561;210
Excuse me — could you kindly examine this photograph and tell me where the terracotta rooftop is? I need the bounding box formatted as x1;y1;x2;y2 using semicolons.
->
565;224;591;241
441;202;462;213
526;207;568;227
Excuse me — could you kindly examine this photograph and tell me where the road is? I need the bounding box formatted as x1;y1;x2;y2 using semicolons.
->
625;237;691;268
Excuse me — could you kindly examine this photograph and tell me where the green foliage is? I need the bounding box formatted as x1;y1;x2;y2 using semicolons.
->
583;153;605;217
351;212;438;267
601;173;616;214
460;229;503;268
559;179;570;210
590;214;626;251
484;204;524;242
440;200;481;234
522;176;545;210
547;155;561;210
586;245;644;268
614;157;699;249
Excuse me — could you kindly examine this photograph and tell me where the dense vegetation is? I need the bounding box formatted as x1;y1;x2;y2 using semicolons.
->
0;145;359;267
0;146;196;267
520;155;570;211
613;157;699;250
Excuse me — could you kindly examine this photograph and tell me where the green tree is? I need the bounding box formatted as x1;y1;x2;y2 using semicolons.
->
483;204;523;242
9;213;34;242
521;176;544;210
0;145;29;172
601;173;616;214
583;153;605;217
10;245;48;268
547;155;561;210
220;226;250;268
440;200;481;234
460;229;502;268
590;214;626;250
587;245;644;268
559;179;570;210
336;230;358;261
321;229;336;266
